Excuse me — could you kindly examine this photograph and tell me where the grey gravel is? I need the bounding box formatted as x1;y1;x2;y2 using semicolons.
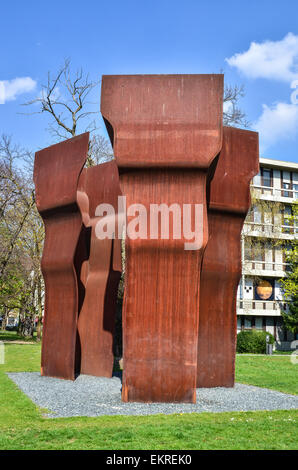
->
7;372;298;418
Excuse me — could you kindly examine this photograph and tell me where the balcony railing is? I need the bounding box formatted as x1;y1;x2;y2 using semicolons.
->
242;259;290;274
251;184;298;200
237;299;288;316
243;221;297;238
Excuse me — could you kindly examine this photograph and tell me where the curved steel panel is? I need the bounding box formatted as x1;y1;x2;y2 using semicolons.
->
77;161;122;377
34;133;89;380
197;126;259;388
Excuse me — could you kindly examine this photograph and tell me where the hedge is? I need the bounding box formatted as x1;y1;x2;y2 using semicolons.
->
236;329;275;354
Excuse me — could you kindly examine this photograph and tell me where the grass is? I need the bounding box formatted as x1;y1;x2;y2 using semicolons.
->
0;330;37;342
236;355;297;395
273;350;294;355
0;340;297;450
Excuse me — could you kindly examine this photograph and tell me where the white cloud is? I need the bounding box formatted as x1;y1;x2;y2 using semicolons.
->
0;77;37;104
226;33;298;82
253;101;298;152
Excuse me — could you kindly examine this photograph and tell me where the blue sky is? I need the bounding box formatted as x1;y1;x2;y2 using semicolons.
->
1;0;298;163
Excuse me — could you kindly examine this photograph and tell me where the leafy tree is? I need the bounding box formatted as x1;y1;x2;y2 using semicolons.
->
280;205;298;335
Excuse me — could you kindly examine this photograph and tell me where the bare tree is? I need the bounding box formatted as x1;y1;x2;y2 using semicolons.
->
223;83;249;127
0;136;35;277
88;134;113;166
22;58;99;140
22;59;113;166
0;135;44;338
23;61;248;154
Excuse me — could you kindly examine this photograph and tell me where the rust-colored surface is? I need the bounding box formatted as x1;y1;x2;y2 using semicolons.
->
197;126;259;388
101;74;223;402
77;161;122;377
34;133;89;380
101;74;223;168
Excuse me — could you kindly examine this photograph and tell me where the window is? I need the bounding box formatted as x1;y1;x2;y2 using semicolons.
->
244;242;265;269
261;168;272;188
283;206;293;234
253;172;261;187
254;246;264;262
284;243;293;272
281;171;293;197
245;244;253;261
254;206;262;225
246;205;263;231
282;182;291;198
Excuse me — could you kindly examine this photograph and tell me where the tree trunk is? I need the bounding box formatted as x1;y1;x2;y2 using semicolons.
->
17;308;24;334
19;315;34;338
1;307;8;331
36;317;42;342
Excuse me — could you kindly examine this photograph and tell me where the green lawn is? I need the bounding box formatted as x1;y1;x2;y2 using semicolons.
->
236;355;297;395
0;340;297;450
0;330;37;342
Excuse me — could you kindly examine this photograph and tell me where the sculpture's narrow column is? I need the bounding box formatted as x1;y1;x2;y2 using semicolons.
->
197;126;259;388
34;133;89;380
77;161;122;377
101;75;223;402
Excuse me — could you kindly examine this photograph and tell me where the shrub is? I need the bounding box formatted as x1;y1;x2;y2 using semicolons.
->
236;330;275;354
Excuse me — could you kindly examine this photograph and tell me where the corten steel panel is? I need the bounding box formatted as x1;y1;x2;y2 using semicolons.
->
34;133;89;380
76;161;122;377
101;74;223;169
101;74;223;402
197;126;259;388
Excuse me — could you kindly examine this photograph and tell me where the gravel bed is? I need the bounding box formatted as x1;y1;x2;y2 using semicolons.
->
7;372;298;418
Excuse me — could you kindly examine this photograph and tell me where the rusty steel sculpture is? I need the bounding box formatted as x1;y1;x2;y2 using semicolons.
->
196;126;259;388
101;74;224;403
34;74;259;403
34;134;89;380
34;134;122;380
77;161;122;378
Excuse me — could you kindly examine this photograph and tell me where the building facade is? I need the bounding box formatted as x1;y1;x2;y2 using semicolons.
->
237;157;298;350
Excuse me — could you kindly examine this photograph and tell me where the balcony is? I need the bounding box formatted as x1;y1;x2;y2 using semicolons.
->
237;299;288;316
243;221;297;240
242;259;289;277
251;184;298;203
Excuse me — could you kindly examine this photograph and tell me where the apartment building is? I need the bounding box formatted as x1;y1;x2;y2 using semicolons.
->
237;157;298;350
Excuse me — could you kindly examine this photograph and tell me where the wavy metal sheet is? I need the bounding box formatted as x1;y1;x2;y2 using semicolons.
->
197;126;259;387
